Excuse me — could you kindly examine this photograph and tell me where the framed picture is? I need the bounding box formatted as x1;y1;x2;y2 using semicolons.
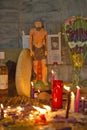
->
47;33;62;64
22;32;62;64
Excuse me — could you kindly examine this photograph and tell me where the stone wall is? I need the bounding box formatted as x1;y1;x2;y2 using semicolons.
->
0;0;87;83
0;0;87;48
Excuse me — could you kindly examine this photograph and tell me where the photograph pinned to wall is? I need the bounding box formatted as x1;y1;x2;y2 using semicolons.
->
51;36;59;50
47;32;62;64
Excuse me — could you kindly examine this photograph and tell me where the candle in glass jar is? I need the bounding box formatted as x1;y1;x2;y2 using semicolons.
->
75;86;80;112
52;80;63;110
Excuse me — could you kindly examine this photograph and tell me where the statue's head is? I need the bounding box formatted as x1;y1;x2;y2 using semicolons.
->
34;19;43;30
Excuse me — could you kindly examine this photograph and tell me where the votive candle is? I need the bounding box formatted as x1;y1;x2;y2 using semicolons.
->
52;80;63;110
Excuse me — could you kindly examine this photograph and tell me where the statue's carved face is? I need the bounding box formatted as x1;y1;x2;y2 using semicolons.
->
35;21;42;28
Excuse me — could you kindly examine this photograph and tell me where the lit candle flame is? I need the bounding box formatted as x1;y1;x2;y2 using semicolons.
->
16;106;23;114
38;89;40;94
7;106;11;109
29;114;34;120
33;106;47;114
17;106;23;111
1;104;4;109
76;85;80;89
51;70;54;73
43;105;51;112
64;85;70;91
31;82;34;86
81;97;85;100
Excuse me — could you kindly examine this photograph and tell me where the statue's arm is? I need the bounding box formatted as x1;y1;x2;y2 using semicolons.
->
45;31;48;56
29;29;34;56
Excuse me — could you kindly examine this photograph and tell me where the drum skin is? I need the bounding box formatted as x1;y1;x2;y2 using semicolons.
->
15;48;32;97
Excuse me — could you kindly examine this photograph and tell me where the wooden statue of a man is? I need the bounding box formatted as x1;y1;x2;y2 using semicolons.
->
29;19;48;85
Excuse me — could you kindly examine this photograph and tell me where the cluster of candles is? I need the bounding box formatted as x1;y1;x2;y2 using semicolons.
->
31;69;86;119
0;86;86;127
0;103;62;125
51;69;86;114
64;85;86;118
0;89;86;126
0;69;86;127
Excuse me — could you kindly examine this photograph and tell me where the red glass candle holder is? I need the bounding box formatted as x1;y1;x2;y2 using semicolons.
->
52;80;63;110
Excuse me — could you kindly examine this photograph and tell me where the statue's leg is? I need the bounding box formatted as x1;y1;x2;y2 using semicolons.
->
42;59;48;85
37;60;42;80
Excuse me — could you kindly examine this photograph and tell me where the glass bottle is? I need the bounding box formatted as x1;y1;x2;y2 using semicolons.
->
0;52;8;96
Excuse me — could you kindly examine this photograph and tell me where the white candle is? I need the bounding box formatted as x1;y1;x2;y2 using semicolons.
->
70;92;75;112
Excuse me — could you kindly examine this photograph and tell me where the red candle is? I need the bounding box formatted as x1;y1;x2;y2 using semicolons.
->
75;86;80;112
52;80;63;110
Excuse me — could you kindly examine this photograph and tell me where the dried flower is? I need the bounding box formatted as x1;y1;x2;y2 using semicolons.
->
63;16;87;65
62;16;87;85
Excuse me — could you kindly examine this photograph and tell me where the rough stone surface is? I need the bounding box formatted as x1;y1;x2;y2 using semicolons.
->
0;0;87;49
0;0;87;83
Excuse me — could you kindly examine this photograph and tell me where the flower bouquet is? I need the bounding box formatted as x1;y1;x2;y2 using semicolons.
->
63;16;87;86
